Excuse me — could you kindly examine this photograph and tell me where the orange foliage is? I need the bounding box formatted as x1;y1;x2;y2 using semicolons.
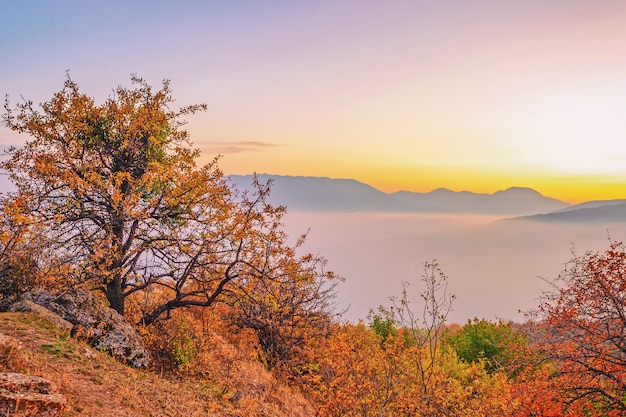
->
530;241;626;413
300;322;518;417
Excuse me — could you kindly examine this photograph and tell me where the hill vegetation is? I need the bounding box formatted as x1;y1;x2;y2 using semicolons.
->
1;76;625;416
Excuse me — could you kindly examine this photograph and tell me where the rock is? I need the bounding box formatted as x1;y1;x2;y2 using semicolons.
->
80;347;96;360
0;334;29;373
23;289;149;368
9;300;73;335
0;372;65;416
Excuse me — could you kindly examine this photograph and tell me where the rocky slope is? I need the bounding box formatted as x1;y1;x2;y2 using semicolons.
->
0;311;313;416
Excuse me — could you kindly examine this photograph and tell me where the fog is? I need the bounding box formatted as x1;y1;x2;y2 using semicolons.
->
283;212;626;324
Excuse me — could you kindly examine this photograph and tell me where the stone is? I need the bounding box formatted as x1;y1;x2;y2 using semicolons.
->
0;334;29;372
0;372;65;416
23;289;149;368
9;300;73;335
80;347;96;360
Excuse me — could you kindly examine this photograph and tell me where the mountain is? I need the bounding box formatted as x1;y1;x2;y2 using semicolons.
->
515;199;626;223
228;175;409;212
227;174;570;215
391;186;567;214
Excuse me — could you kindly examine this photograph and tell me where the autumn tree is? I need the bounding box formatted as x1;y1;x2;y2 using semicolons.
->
227;239;338;369
2;75;335;326
303;322;407;417
390;261;455;397
0;195;46;301
530;241;626;413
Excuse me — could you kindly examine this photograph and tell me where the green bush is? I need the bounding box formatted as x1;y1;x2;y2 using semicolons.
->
445;318;526;374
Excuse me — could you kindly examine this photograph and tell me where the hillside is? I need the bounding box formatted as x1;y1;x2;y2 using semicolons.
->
228;174;569;215
0;312;313;417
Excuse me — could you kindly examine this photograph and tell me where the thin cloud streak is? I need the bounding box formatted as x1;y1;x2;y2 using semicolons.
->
202;141;287;155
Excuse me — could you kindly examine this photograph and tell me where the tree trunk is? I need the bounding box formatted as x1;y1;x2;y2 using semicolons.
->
108;214;126;316
106;278;125;316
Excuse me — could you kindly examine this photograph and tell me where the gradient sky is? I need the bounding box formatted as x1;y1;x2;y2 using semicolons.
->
2;1;626;203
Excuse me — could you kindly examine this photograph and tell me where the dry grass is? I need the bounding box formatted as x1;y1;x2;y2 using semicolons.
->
0;312;314;417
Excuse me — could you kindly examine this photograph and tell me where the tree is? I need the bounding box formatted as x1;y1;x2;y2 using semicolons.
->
0;195;46;301
368;305;397;344
2;75;335;326
303;323;406;417
530;241;626;413
391;261;455;391
226;233;338;370
446;318;527;374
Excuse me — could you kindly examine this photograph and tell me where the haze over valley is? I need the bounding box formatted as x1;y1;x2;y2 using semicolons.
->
232;175;626;324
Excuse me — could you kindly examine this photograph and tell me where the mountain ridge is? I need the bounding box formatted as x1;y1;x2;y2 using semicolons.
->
227;174;570;215
513;199;626;223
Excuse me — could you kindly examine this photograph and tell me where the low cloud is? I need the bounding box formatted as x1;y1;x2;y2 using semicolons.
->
282;212;626;324
202;141;284;154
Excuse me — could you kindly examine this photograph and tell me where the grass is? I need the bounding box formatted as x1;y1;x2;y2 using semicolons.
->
41;337;81;360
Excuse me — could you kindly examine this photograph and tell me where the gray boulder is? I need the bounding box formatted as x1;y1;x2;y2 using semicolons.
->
9;300;73;335
23;289;149;368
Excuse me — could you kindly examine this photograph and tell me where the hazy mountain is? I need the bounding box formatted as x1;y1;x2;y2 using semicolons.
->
391;186;568;214
515;199;626;223
228;174;570;215
228;175;410;212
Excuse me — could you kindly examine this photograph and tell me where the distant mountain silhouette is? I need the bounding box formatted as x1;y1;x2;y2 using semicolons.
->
515;199;626;223
390;186;567;214
227;174;570;215
228;175;407;212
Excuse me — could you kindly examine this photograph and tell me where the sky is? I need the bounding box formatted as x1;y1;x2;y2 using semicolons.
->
2;1;626;203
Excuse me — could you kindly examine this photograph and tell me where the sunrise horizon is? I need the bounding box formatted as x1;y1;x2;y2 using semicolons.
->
4;1;626;207
217;158;626;205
